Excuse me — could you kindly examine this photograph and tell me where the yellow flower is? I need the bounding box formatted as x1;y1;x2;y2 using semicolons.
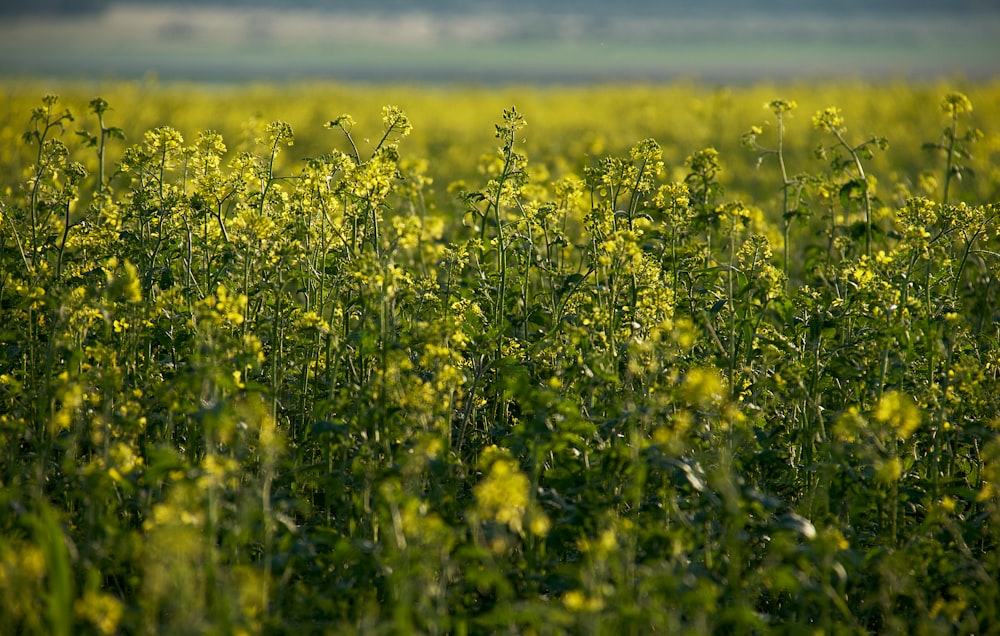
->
109;442;143;482
877;457;903;483
381;105;413;138
563;590;605;612
474;448;530;533
813;107;845;133
767;98;797;114
75;590;124;635
873;390;921;440
529;512;551;537
833;406;865;443
941;92;973;117
822;528;850;551
939;496;956;513
680;367;726;408
850;256;876;289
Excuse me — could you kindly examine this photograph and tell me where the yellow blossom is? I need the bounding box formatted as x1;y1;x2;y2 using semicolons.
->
474;448;531;534
813;107;845;133
877;457;903;483
873;391;921;440
75;590;124;636
563;590;605;612
941;92;973;117
680;367;726;408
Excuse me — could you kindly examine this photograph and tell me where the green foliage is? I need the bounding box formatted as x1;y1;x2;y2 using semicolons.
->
1;84;999;635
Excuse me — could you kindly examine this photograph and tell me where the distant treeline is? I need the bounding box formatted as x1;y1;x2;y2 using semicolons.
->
2;0;996;17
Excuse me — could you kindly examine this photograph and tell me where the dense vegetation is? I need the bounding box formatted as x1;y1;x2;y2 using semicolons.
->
1;80;999;634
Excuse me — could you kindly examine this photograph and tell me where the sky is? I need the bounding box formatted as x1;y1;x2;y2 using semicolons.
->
1;1;997;83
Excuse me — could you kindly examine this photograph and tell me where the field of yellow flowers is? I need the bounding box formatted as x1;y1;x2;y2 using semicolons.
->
2;79;1000;634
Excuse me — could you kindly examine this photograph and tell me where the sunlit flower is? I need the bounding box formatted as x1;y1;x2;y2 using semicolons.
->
812;107;845;133
474;447;530;534
941;92;973;117
680;367;726;408
563;589;605;612
873;390;921;440
75;590;124;635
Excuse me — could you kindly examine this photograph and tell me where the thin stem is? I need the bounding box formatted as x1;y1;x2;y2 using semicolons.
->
942;112;958;205
834;130;873;258
773;111;793;284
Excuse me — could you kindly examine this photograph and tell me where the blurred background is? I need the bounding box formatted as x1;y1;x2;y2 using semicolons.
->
1;0;997;83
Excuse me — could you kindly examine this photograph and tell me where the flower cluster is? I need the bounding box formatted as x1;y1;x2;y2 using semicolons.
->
0;84;998;636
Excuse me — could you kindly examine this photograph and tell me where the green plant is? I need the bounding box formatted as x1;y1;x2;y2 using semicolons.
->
0;85;998;635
